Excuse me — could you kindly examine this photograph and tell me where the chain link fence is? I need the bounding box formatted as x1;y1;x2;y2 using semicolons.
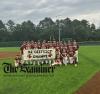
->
0;41;100;47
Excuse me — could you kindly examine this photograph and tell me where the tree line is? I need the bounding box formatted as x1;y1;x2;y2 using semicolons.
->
0;17;100;42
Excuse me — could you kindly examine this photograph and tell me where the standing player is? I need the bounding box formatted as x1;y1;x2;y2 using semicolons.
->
68;47;75;64
48;41;55;65
61;49;69;65
37;40;41;49
52;40;56;48
73;40;79;64
67;40;77;66
20;41;26;55
59;41;63;51
31;41;38;65
20;41;26;64
31;41;34;49
48;41;54;49
52;48;62;66
34;42;38;49
41;41;47;65
25;41;31;50
67;40;73;48
41;41;47;49
25;41;32;64
68;46;77;66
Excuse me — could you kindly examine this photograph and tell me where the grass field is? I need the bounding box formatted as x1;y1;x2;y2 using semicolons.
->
0;47;19;52
0;46;100;94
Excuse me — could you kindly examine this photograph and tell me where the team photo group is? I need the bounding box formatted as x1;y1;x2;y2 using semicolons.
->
15;40;79;67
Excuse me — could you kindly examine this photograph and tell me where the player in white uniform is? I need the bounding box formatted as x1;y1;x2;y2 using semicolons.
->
52;48;62;66
73;40;79;63
61;49;69;65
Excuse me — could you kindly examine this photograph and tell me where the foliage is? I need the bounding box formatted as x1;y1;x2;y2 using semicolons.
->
0;18;100;42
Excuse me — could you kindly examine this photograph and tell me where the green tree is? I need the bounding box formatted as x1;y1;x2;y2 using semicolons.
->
6;20;15;32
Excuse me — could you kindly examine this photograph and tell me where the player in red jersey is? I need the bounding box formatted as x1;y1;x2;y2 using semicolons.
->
52;54;62;66
41;43;46;49
52;40;57;48
63;42;68;51
25;41;31;50
46;41;52;64
42;40;46;44
24;41;32;64
14;55;21;67
61;49;69;65
20;41;26;55
31;42;38;65
40;42;46;65
68;46;77;66
20;41;27;64
56;41;59;47
67;40;73;49
52;47;62;66
46;41;49;49
68;48;75;64
34;42;38;49
67;40;74;64
59;41;63;51
55;43;60;51
48;41;54;49
37;40;41;49
30;40;34;49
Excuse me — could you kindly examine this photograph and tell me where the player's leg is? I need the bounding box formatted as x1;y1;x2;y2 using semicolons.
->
15;61;19;67
48;60;50;64
41;60;44;65
45;60;48;64
51;60;57;66
74;57;78;67
58;60;62;66
37;60;40;65
64;56;69;65
75;50;78;63
69;57;74;64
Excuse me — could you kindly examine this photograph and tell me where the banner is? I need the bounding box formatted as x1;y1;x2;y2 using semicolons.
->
23;49;56;60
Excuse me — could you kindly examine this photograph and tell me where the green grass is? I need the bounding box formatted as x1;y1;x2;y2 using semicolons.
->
0;46;100;94
0;47;19;52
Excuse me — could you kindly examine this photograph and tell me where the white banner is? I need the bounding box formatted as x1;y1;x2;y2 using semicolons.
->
23;49;55;60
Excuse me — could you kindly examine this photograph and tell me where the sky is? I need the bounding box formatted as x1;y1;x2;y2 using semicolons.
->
0;0;100;27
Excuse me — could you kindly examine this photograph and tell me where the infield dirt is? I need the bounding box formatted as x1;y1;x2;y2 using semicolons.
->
75;72;100;94
0;52;20;59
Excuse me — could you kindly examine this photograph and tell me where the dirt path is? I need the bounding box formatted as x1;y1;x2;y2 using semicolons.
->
75;72;100;94
0;52;20;59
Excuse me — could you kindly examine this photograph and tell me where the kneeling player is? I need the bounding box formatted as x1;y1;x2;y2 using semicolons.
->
14;55;21;67
52;54;62;66
73;40;79;63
